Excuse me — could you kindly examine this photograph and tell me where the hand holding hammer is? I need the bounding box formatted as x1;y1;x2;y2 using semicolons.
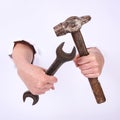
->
53;15;106;104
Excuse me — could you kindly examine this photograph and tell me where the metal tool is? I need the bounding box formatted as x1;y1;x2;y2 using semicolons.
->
23;42;76;105
53;15;106;104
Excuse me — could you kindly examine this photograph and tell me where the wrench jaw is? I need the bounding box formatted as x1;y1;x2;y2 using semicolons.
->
22;42;76;105
56;42;76;62
23;91;39;105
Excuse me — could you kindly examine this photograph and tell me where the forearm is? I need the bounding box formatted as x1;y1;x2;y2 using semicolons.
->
11;41;57;95
12;41;35;69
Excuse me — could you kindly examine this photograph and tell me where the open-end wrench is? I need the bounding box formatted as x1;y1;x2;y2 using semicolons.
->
23;42;76;105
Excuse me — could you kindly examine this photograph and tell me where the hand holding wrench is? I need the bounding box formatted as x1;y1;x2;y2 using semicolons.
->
23;42;76;105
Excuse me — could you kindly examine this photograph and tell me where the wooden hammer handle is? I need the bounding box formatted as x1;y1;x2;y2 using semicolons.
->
88;77;106;103
72;30;106;104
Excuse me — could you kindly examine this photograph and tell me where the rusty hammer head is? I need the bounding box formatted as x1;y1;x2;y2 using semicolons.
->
53;15;91;36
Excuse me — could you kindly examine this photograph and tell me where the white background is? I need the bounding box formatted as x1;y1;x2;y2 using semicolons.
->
0;0;120;120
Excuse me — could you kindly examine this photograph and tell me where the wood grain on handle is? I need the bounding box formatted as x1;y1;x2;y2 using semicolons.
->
71;30;106;103
88;78;106;103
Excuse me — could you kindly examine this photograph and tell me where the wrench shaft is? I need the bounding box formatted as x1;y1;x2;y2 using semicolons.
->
23;42;76;105
46;58;64;75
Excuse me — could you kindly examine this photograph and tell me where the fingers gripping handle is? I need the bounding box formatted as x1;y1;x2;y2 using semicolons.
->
72;30;106;104
23;42;76;105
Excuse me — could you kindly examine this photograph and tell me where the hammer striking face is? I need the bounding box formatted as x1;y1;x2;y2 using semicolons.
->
54;15;91;36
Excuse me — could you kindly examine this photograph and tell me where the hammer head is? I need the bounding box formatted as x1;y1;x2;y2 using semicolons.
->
54;15;91;36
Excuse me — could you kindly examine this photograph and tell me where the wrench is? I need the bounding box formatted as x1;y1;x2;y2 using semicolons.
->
23;42;76;105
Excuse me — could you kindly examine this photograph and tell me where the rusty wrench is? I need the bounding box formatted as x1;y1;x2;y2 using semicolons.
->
23;42;76;105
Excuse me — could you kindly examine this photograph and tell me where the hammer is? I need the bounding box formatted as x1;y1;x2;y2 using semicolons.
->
53;15;106;104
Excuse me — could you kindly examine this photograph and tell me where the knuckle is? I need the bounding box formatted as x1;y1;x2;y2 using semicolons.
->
81;70;85;75
92;56;97;62
30;90;38;95
36;80;46;88
95;73;100;77
95;68;100;74
49;76;57;83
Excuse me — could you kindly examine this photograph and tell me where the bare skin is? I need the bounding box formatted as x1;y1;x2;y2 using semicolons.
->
12;41;104;95
12;42;57;95
74;47;104;78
